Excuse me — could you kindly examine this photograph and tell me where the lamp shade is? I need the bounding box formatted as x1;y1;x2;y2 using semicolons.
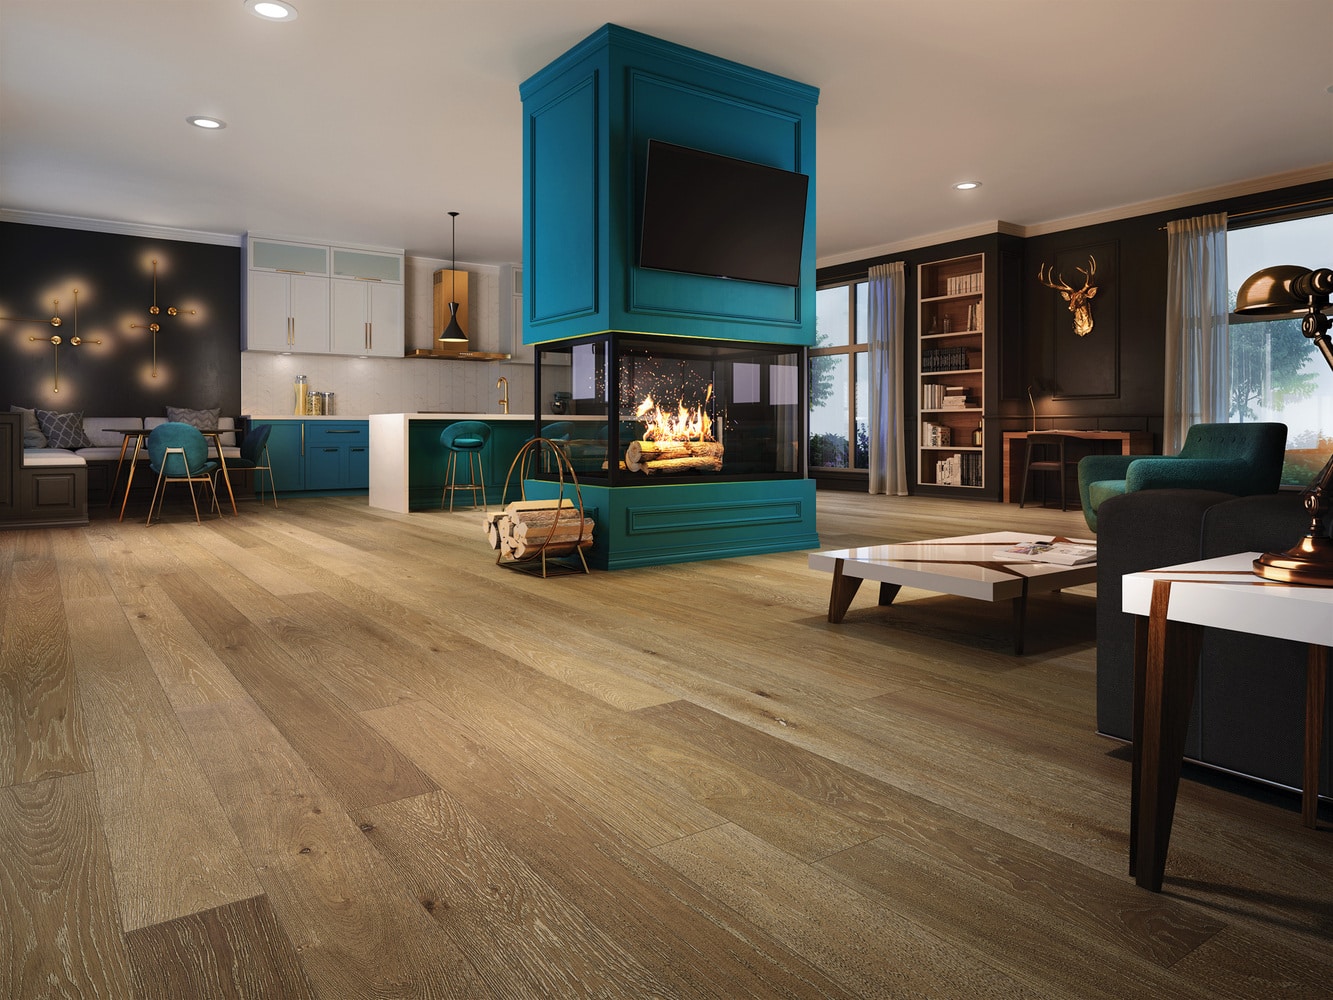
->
437;210;469;345
1235;265;1319;317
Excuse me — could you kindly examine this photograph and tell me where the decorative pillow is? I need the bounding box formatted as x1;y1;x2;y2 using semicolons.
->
35;409;91;449
9;405;47;447
166;406;220;431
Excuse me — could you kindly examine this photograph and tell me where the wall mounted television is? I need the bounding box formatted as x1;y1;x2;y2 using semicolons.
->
638;140;809;288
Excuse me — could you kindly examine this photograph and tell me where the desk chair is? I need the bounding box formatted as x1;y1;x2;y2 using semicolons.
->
146;422;219;524
1019;433;1077;510
440;421;490;511
223;423;277;508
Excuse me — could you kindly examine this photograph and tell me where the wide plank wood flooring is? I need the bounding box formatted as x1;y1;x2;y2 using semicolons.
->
1;491;1329;999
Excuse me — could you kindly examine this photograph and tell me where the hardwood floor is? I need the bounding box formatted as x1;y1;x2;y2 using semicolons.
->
1;491;1329;999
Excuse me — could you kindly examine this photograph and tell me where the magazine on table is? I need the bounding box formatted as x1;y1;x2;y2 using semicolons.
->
997;540;1097;565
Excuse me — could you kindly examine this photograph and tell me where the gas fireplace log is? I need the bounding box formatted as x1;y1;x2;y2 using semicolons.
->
624;440;724;473
637;455;724;475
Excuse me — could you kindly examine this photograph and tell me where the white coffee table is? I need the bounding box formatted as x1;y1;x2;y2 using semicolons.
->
807;531;1097;655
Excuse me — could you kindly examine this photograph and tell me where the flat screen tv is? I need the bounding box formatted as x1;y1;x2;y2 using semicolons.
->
638;140;809;287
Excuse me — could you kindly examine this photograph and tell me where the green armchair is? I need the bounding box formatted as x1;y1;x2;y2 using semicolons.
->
1077;422;1287;532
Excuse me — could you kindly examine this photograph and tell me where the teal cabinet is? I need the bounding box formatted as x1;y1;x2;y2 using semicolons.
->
245;419;368;495
261;420;305;493
304;422;369;491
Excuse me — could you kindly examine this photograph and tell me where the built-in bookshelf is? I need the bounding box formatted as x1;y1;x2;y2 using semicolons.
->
918;253;985;490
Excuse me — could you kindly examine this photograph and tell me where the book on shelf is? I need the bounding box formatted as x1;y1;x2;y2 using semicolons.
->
997;541;1097;565
933;451;982;487
944;272;983;296
921;421;952;447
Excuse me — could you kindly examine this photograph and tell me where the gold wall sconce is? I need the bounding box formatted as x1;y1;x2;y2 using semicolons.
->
129;258;195;377
1038;255;1098;336
26;290;101;393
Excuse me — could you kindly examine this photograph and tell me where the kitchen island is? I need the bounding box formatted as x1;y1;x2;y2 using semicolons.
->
368;413;600;513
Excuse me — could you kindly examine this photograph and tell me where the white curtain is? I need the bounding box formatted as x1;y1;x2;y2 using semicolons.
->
1164;213;1229;453
867;261;907;494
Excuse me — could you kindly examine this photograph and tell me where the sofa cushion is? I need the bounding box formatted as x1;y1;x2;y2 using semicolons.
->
75;446;145;462
35;409;91;449
9;405;47;447
166;405;220;431
22;448;87;467
83;416;143;447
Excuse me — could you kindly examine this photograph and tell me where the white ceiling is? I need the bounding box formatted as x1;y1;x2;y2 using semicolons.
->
2;0;1331;266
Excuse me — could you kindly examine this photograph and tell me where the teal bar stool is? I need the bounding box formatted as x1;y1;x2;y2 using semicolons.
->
439;421;490;512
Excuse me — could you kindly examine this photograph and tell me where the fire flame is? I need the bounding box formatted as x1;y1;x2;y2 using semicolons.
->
635;384;715;442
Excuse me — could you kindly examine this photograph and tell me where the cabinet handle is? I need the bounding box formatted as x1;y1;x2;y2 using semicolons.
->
300;423;305;457
325;429;361;434
276;269;307;274
365;321;370;350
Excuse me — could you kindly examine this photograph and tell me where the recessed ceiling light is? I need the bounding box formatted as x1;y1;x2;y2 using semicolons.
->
246;0;298;21
953;181;981;191
187;116;227;130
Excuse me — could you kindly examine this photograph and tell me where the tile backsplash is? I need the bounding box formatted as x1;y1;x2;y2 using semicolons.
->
241;255;568;417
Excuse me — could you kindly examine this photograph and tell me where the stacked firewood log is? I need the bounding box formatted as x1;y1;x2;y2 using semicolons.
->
484;498;594;561
623;439;724;474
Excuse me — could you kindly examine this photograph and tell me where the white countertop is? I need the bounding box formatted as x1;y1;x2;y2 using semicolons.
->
248;412;588;421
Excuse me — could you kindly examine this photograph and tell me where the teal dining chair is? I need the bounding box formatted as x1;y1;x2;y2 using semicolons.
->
146;421;219;524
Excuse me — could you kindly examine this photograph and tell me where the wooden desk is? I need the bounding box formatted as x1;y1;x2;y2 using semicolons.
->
1122;553;1329;891
1003;430;1153;503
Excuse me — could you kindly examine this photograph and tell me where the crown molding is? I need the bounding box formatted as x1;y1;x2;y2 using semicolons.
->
817;163;1333;269
817;220;1023;269
1020;162;1333;237
0;208;243;246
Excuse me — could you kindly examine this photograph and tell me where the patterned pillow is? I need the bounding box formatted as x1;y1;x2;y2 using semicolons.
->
9;405;47;447
35;409;91;449
165;406;220;431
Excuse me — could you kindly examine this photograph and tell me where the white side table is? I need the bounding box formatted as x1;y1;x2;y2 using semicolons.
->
1122;552;1330;891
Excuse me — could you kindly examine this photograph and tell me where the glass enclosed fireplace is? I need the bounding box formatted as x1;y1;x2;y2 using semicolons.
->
532;332;807;486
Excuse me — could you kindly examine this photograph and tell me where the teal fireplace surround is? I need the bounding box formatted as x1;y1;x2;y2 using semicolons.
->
518;24;821;568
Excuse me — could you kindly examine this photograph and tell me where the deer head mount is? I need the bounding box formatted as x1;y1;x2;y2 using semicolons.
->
1038;255;1098;336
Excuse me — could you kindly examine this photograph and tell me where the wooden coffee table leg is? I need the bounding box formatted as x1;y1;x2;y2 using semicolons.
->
827;559;864;623
878;582;901;607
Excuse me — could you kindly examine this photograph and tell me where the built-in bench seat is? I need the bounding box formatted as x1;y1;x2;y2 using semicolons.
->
1;413;88;527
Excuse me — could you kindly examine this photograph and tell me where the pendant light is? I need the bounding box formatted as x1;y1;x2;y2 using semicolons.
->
437;210;468;345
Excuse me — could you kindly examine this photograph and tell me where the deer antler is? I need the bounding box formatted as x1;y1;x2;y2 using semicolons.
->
1038;256;1097;292
1075;255;1096;288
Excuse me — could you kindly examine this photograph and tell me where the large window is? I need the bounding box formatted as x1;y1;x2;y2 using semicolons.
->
1228;212;1333;485
810;281;868;471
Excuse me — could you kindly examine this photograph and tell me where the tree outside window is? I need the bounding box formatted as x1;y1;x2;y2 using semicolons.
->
810;281;868;470
1228;213;1333;484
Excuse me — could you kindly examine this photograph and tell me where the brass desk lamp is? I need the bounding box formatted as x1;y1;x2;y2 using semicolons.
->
1234;265;1333;584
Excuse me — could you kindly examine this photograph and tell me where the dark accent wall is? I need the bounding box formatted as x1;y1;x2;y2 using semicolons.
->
819;177;1333;471
0;222;242;419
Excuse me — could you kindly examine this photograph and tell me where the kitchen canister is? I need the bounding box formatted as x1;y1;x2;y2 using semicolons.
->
307;390;325;415
315;391;335;415
293;374;309;415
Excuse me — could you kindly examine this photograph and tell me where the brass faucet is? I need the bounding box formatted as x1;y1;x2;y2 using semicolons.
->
496;375;509;414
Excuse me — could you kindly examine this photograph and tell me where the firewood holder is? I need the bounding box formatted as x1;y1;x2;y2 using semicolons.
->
493;437;591;577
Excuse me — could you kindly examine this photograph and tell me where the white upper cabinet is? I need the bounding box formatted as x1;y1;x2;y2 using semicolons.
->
244;236;403;356
330;278;404;357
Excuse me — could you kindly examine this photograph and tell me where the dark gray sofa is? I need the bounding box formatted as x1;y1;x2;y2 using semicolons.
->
1096;488;1332;799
